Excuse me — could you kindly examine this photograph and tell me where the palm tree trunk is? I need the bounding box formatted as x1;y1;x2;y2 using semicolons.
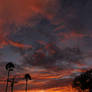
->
11;85;14;92
11;78;14;92
25;79;28;92
5;71;10;92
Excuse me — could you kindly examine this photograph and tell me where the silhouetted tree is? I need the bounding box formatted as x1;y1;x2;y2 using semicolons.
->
25;74;32;92
5;62;15;92
72;69;92;92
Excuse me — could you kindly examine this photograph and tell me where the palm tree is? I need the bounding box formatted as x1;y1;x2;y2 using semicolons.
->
24;74;32;92
5;62;15;92
72;69;92;92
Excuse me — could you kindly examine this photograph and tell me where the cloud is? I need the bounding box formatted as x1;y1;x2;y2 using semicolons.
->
0;0;60;48
21;43;83;72
0;0;92;49
8;40;32;49
0;0;59;24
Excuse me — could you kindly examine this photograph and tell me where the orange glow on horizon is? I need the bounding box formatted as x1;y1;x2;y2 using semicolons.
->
14;86;81;92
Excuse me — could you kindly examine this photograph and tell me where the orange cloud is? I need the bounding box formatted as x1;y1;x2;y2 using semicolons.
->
0;0;59;48
0;39;33;48
54;25;65;32
14;86;80;92
57;32;92;43
57;32;88;38
8;40;32;49
0;0;58;24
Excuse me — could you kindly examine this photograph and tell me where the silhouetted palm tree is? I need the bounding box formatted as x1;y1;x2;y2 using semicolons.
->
5;62;15;92
72;69;92;92
25;74;32;92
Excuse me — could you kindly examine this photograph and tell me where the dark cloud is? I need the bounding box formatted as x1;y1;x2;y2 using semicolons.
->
22;43;83;71
61;0;89;8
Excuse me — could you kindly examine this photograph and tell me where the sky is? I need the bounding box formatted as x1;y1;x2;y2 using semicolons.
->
0;0;92;92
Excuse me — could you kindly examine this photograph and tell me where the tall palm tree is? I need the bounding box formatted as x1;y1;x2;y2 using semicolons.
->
72;69;92;92
24;74;32;92
5;62;15;92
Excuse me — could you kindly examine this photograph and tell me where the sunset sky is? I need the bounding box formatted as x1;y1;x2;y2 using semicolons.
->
0;0;92;92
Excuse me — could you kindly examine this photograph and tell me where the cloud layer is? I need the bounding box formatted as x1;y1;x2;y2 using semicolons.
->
0;0;92;92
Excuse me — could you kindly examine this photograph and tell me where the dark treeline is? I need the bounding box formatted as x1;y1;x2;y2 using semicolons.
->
73;69;92;92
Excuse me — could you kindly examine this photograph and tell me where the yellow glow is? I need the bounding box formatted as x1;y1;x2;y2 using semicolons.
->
14;86;82;92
